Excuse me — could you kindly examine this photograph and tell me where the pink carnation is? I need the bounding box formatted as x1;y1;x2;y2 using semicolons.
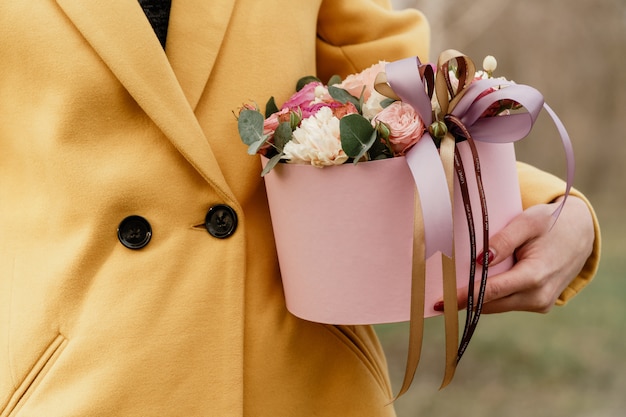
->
305;101;358;120
281;82;322;111
373;102;425;156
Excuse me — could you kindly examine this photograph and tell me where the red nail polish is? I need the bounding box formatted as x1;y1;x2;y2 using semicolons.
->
433;301;444;312
478;249;495;265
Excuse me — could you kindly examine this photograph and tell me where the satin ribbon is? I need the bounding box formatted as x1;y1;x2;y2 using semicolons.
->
375;49;575;397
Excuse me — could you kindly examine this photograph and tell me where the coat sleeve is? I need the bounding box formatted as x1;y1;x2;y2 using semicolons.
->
516;162;601;305
316;0;430;81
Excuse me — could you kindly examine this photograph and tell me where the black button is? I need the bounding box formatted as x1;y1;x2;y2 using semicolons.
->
205;205;238;239
118;215;152;249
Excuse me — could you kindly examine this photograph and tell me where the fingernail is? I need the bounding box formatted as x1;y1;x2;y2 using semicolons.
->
433;301;444;312
478;249;495;265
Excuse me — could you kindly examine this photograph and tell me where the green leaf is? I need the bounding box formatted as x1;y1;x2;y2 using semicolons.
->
380;98;396;109
261;152;285;177
265;97;279;118
296;76;321;92
339;114;376;163
238;109;265;145
273;121;293;151
289;109;302;130
247;138;269;155
328;85;361;113
327;74;342;86
368;132;391;160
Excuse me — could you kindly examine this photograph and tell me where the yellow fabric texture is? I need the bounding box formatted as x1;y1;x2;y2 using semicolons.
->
0;0;599;416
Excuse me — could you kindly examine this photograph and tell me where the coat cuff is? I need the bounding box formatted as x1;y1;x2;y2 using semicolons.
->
516;162;601;305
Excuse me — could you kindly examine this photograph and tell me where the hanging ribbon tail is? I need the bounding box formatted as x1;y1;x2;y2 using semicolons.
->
439;254;458;389
384;56;453;258
394;133;454;400
391;189;427;402
405;137;454;258
383;54;460;392
542;102;575;223
438;134;459;389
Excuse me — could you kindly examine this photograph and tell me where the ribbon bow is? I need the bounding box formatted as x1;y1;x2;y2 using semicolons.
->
375;50;575;397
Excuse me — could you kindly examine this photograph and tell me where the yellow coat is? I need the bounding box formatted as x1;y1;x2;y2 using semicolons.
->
0;1;599;416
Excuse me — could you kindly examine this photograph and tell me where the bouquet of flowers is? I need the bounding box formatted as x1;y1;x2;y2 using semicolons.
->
236;50;573;391
237;54;520;175
237;60;423;174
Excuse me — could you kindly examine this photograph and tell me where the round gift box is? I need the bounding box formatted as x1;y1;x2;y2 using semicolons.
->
262;141;521;325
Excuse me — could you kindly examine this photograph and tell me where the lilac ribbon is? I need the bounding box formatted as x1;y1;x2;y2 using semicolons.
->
451;77;575;218
386;57;453;258
384;56;575;254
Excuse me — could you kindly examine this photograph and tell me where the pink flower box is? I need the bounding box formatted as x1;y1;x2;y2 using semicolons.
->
263;140;521;325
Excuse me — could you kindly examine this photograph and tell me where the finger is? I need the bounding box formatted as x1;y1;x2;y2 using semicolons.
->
452;257;543;311
476;294;524;314
486;204;553;267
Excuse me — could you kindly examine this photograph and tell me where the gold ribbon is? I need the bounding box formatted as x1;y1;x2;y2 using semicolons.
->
434;49;476;119
434;51;476;388
393;189;426;401
386;50;481;398
438;133;459;389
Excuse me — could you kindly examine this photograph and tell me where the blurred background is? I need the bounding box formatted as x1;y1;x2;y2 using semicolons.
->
377;1;626;416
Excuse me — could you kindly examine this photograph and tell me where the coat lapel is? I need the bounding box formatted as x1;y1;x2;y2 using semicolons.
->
54;0;238;204
167;0;236;110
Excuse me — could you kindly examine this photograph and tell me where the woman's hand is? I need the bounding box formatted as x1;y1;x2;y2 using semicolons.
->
449;195;595;314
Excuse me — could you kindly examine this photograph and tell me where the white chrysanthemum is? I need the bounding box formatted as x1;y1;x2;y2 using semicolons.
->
362;89;387;120
283;106;348;167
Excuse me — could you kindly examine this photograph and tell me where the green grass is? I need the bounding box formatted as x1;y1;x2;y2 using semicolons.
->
376;249;625;417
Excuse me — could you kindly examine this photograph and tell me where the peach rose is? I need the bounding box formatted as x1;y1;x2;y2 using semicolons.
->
337;61;387;102
373;102;425;156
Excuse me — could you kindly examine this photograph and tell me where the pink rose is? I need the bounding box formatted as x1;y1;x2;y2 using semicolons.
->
373;102;425;156
337;61;387;101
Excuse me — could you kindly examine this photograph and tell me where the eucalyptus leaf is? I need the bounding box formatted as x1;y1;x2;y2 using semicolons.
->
247;137;269;155
327;74;342;86
261;152;285;177
265;97;279;118
296;76;321;92
339;114;376;162
273;121;293;151
351;131;379;164
328;85;361;113
368;133;391;160
380;98;396;109
289;110;302;130
238;109;265;145
373;153;392;160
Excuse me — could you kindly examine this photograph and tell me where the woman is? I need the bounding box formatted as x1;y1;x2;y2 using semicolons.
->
0;1;599;416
